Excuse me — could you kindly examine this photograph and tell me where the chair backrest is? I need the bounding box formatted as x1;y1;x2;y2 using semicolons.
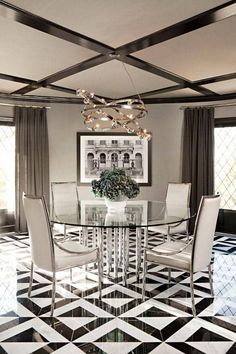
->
51;181;79;216
192;195;221;272
166;183;191;206
166;183;191;217
23;194;55;272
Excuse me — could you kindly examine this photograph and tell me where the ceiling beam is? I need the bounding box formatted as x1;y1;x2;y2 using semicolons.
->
13;53;218;97
194;72;236;86
142;92;236;104
138;85;184;99
0;0;233;101
120;85;184;100
1;91;235;105
0;92;84;104
0;73;80;96
46;84;76;95
13;54;112;95
116;1;236;55
120;55;217;96
0;73;35;85
46;84;111;100
0;0;114;55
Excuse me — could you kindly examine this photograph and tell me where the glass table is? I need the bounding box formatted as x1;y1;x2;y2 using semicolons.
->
51;199;191;284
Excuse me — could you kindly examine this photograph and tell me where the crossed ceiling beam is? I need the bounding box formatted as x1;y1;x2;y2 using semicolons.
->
0;91;235;105
0;0;235;103
115;0;236;55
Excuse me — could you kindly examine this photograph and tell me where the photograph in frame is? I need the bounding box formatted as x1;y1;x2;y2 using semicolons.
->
77;132;151;186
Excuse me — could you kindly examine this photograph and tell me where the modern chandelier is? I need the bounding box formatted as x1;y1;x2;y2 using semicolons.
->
76;62;152;140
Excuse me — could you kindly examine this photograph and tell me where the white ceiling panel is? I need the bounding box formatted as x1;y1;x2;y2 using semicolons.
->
134;16;236;81
7;0;228;47
0;17;97;81
54;60;175;98
145;88;203;98
0;79;26;93
27;88;76;97
203;79;236;94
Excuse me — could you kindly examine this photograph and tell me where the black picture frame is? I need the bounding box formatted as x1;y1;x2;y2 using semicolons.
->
77;132;152;186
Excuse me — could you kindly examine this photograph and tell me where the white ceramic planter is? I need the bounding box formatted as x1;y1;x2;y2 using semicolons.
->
105;197;127;211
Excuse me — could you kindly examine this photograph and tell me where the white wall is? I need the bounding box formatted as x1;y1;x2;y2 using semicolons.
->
47;103;184;201
1;100;236;201
215;105;236;118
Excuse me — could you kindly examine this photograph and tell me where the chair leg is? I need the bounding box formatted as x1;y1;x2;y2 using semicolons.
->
64;224;66;238
208;264;214;296
190;272;196;317
51;271;56;317
168;268;171;284
186;230;189;242
165;225;171;242
142;250;147;301
28;261;34;297
70;268;73;283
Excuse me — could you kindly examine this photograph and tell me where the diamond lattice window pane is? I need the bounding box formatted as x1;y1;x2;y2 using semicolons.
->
0;126;15;211
215;127;236;210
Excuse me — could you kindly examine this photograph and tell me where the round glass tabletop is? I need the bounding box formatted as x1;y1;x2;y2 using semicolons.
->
51;199;191;228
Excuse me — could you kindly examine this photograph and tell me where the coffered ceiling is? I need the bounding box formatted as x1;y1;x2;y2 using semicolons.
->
0;0;235;104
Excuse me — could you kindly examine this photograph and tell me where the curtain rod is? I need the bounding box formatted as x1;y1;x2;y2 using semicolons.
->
0;102;51;109
180;102;236;110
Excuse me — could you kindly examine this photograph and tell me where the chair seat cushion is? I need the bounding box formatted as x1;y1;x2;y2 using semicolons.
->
146;240;192;271
54;241;98;271
149;221;187;235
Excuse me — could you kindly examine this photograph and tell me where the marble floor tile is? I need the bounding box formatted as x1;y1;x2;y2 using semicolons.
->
0;231;235;353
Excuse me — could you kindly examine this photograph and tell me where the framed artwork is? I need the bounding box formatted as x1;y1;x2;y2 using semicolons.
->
77;132;152;186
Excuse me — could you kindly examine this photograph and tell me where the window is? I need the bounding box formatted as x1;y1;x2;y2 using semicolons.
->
215;119;236;210
0;125;15;212
100;153;106;163
123;153;130;163
124;140;130;145
87;140;94;145
111;140;118;145
135;140;142;145
111;153;118;162
100;140;106;145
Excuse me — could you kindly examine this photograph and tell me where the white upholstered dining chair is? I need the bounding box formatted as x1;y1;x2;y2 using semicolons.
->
51;181;81;239
149;182;191;240
23;194;102;316
142;194;220;316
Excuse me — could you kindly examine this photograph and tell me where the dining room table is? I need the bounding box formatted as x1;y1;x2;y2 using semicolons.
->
50;199;191;284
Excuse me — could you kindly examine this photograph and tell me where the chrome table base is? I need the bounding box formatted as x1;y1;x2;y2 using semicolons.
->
86;226;147;284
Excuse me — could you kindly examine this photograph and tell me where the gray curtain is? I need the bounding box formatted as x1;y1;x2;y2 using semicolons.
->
182;107;215;223
15;107;49;233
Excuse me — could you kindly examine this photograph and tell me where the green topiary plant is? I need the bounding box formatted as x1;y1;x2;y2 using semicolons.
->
91;168;140;201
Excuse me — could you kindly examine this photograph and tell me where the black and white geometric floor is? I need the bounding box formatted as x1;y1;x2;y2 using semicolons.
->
0;231;236;354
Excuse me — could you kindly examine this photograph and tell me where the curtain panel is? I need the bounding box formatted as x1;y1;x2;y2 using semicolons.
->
182;107;215;224
15;107;49;233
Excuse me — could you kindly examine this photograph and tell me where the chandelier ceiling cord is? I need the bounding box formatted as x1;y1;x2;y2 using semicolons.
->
76;61;152;140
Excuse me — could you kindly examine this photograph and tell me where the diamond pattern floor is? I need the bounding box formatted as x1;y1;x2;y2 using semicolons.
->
0;231;236;353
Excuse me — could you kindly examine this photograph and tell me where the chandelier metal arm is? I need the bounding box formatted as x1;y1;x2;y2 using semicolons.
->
76;61;152;140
